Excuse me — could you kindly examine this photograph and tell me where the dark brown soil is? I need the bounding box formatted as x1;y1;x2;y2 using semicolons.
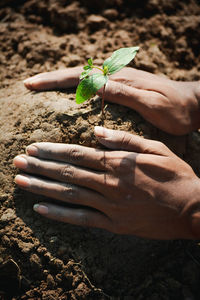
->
0;1;200;299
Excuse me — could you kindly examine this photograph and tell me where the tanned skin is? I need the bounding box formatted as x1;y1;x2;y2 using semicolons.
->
13;67;200;239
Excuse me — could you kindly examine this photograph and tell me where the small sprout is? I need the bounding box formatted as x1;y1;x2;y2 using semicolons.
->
76;46;139;117
88;58;93;66
103;65;109;75
76;73;108;104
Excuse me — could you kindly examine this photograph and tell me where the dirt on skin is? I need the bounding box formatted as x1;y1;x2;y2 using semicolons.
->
0;0;200;299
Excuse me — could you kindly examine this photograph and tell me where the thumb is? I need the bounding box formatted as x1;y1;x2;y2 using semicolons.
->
23;67;82;91
94;126;171;156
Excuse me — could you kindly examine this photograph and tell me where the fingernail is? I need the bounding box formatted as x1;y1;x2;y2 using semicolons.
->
33;204;49;214
23;78;41;86
15;175;30;187
26;145;38;156
13;156;28;169
94;126;113;138
23;78;31;84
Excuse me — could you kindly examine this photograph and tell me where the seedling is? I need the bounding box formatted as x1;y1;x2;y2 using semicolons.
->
75;47;139;117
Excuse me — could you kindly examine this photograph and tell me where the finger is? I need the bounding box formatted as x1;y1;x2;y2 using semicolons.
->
109;67;170;94
33;202;111;230
25;142;108;171
94;127;172;156
13;155;105;193
23;67;82;91
96;79;170;130
96;79;164;113
109;67;155;81
15;174;106;211
97;80;148;111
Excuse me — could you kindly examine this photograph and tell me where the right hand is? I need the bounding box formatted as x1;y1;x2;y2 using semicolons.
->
24;67;200;135
14;127;200;239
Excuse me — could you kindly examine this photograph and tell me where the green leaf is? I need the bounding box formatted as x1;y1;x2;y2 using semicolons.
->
80;69;92;79
103;46;139;75
88;58;93;66
83;65;91;70
76;73;108;104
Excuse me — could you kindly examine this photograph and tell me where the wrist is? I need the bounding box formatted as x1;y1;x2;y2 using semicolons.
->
194;82;200;131
189;81;200;131
171;80;200;133
184;177;200;239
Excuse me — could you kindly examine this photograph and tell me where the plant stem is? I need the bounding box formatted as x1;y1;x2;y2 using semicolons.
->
92;66;104;73
101;84;106;119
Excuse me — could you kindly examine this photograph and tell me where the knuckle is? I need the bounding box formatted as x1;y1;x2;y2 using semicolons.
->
99;151;112;170
103;175;120;193
99;153;106;168
59;165;74;180
110;153;134;175
153;141;167;152
62;184;79;201
120;132;133;149
28;157;41;171
65;146;83;162
119;156;133;171
146;94;163;110
40;144;54;158
115;84;127;98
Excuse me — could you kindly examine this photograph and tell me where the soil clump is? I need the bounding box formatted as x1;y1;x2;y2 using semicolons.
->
0;1;200;299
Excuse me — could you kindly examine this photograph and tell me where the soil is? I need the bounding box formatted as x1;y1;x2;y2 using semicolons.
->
0;0;200;299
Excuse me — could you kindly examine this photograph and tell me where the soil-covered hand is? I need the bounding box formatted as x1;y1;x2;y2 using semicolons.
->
24;67;200;135
14;127;200;240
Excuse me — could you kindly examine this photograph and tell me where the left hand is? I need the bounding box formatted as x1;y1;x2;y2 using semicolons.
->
23;67;200;135
13;127;200;240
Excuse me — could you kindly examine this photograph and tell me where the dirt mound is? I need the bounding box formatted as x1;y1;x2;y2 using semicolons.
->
1;1;200;299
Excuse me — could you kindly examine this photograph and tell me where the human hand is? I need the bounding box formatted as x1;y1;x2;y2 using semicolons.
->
24;67;200;135
14;127;200;239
